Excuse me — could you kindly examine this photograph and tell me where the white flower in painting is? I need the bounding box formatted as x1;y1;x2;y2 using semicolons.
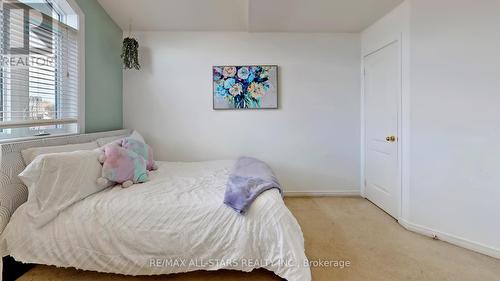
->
248;82;265;99
223;66;237;78
229;83;243;96
237;67;250;80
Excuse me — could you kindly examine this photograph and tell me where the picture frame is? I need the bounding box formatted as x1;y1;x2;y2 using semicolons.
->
212;65;279;110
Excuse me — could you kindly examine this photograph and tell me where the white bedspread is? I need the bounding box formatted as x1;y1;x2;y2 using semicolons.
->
0;160;311;281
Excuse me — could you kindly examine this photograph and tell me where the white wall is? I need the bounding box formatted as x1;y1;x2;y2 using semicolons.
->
361;2;409;55
124;32;361;194
363;1;500;258
409;0;500;256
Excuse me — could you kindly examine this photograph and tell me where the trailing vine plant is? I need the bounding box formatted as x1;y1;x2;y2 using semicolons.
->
121;37;140;70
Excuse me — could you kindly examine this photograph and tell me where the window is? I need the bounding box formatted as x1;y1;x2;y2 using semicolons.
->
0;0;81;140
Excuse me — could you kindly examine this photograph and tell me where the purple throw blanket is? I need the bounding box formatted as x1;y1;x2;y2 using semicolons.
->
224;157;283;214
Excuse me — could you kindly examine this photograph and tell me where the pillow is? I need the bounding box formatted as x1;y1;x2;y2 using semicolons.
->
129;130;145;143
18;150;105;227
96;135;127;147
96;131;145;147
121;138;157;171
21;142;99;165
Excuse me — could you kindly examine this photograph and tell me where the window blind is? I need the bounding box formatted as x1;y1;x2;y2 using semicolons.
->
0;0;79;133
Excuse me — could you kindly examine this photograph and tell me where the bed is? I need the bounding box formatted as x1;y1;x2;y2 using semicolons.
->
0;130;311;281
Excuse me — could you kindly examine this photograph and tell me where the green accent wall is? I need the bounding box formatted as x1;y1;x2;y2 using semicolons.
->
76;0;123;133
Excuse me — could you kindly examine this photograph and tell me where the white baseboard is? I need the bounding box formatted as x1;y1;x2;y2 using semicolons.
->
284;190;361;197
399;219;500;260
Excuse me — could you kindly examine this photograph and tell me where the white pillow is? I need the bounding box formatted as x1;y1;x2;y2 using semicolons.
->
96;135;128;147
18;150;105;227
96;131;145;147
129;130;145;143
21;141;99;165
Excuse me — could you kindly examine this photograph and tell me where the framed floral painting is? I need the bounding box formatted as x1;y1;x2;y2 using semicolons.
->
213;65;278;109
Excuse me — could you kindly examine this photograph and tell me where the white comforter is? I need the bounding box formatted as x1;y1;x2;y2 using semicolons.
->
0;160;311;281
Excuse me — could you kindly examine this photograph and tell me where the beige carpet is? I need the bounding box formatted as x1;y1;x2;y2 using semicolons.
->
17;197;500;281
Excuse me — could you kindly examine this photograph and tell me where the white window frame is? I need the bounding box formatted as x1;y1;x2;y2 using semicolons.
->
0;0;85;143
68;0;85;134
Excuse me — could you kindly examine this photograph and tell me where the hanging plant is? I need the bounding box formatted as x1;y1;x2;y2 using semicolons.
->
121;37;140;70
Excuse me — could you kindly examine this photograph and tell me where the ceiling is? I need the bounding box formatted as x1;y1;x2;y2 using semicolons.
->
98;0;403;33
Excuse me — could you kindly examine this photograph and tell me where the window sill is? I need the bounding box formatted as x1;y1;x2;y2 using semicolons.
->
0;132;80;145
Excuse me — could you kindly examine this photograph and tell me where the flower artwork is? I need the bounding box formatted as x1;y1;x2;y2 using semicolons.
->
213;65;278;109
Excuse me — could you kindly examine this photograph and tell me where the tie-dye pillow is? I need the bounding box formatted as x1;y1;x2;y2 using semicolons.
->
99;144;149;187
121;138;157;171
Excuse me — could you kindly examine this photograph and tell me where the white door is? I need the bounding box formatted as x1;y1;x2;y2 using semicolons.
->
363;41;401;218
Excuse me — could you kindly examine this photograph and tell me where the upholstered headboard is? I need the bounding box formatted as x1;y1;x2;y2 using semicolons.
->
0;129;132;234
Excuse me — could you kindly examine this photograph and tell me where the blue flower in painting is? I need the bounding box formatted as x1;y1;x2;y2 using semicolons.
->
248;66;261;83
214;81;228;97
237;67;250;80
250;66;261;73
247;71;255;83
224;78;236;89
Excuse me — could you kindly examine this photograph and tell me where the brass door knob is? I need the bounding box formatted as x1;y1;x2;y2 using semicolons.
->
386;136;397;142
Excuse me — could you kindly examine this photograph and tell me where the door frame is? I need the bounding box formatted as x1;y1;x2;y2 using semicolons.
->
361;34;409;221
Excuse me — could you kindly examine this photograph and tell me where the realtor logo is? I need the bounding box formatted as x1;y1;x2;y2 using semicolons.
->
1;0;56;67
